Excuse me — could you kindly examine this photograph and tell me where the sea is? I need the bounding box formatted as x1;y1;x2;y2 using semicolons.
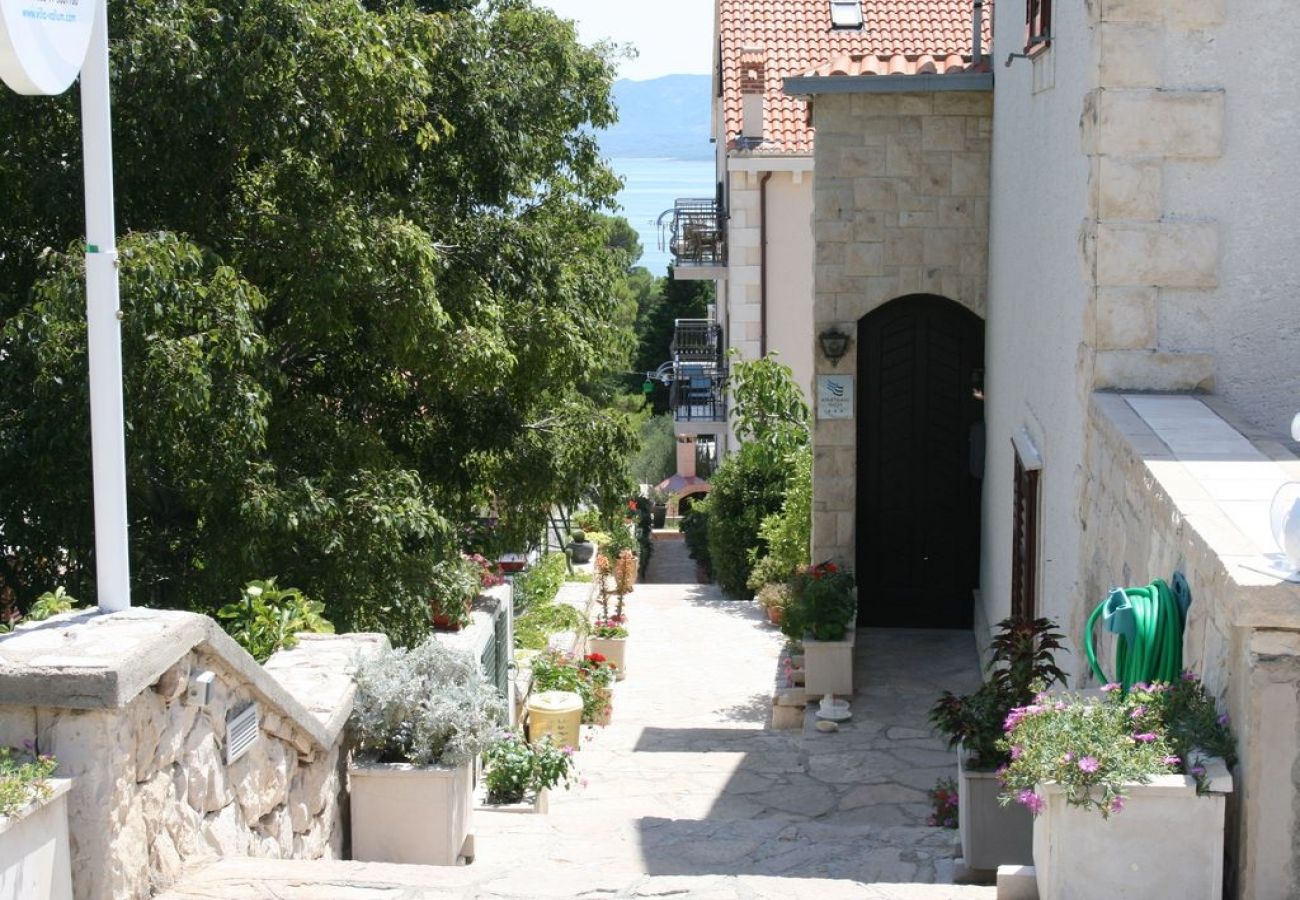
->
611;157;716;277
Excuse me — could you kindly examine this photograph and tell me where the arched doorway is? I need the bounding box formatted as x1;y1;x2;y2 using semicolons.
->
855;295;984;628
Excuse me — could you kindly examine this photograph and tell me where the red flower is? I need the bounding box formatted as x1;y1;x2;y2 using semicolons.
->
825;563;838;573
586;653;606;664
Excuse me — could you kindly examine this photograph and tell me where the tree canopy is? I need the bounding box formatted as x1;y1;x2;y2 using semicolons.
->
0;0;638;642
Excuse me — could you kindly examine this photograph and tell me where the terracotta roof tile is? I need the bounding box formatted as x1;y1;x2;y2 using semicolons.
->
720;0;993;155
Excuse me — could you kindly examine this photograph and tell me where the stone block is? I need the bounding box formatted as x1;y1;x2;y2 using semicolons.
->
899;209;937;228
817;220;853;243
1096;221;1218;287
931;92;992;116
229;734;292;823
919;151;952;196
1093;350;1215;391
0;706;37;750
1098;24;1163;88
816;241;846;266
852;210;888;242
853;177;899;212
1095;286;1157;349
922;116;966;152
184;730;234;814
885;137;922;178
951;151;988;197
1099;157;1162;220
997;864;1039;900
840;147;886;178
897;94;934;116
1089;90;1224;158
885;229;924;266
844;242;884;277
923;229;959;267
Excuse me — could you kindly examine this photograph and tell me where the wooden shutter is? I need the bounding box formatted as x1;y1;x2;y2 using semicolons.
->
1011;449;1040;620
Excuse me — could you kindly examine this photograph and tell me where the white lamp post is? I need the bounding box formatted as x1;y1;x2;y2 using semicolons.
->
1;0;131;612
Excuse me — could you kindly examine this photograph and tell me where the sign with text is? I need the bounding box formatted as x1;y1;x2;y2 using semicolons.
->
817;374;854;420
0;0;97;95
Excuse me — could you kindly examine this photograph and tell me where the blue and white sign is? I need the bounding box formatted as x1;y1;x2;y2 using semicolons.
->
817;374;854;420
0;0;98;95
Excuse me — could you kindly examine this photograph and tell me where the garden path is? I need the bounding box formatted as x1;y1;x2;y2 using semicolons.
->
161;538;994;899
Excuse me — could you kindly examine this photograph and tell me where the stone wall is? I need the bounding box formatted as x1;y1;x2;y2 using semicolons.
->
1082;392;1300;899
0;610;385;899
808;89;992;564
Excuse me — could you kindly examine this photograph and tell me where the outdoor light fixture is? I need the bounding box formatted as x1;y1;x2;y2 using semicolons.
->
818;327;851;367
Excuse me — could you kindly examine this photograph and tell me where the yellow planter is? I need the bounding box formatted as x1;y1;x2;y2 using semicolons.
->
526;690;582;750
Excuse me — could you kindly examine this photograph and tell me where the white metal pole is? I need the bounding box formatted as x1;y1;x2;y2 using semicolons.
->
79;0;131;612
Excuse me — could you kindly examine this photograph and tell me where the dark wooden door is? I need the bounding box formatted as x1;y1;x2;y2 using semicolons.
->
856;295;984;628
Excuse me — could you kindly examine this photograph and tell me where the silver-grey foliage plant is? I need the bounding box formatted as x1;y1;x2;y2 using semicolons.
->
351;639;505;767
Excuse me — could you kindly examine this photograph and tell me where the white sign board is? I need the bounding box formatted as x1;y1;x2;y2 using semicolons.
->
0;0;97;95
817;374;854;420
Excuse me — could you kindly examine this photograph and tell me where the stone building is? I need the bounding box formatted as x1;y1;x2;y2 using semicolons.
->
785;1;1300;896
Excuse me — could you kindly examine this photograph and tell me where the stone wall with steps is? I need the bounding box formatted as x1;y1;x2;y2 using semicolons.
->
0;609;386;899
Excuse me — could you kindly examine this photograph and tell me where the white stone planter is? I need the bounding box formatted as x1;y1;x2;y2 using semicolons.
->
587;636;626;680
0;777;72;900
1032;760;1232;900
803;622;855;696
349;760;473;866
957;747;1031;870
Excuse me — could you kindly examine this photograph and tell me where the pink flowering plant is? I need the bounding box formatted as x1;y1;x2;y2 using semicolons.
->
998;673;1235;818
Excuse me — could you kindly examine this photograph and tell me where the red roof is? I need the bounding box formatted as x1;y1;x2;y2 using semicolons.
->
720;0;993;155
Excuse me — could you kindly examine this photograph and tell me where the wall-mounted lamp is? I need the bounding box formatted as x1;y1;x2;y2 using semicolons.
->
818;327;851;367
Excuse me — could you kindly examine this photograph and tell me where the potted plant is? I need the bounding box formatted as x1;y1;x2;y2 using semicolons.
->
781;562;856;696
567;530;595;565
588;562;628;680
576;652;617;725
928;616;1067;871
531;650;604;725
429;555;484;631
0;745;69;900
650;489;668;529
756;581;793;627
1000;675;1235;900
481;733;577;814
349;638;505;866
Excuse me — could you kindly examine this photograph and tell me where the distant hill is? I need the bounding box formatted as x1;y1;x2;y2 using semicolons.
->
600;74;713;161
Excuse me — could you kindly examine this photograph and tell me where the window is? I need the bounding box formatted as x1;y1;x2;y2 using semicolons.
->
1025;0;1052;52
1011;439;1041;620
829;0;863;30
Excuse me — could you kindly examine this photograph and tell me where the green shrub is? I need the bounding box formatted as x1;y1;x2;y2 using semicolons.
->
681;506;711;573
702;441;792;598
217;579;334;663
513;553;568;613
483;733;576;805
780;562;856;640
514;602;587;650
0;746;57;817
748;445;812;590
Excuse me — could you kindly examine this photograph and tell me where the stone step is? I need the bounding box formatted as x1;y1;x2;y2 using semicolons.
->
158;856;998;899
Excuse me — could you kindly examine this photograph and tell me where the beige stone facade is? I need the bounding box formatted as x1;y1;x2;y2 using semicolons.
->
809;89;992;565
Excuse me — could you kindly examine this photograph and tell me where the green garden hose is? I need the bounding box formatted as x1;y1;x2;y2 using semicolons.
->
1085;574;1191;692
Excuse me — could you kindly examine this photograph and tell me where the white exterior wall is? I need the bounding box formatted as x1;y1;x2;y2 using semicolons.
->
1155;0;1300;436
981;0;1104;670
761;172;815;400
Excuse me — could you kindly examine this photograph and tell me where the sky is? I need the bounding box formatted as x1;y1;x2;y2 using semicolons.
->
533;0;713;81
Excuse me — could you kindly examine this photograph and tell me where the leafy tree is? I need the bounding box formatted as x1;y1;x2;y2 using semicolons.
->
0;0;637;641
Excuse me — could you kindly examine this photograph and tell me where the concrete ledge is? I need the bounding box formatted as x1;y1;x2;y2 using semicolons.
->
996;864;1037;900
0;608;387;751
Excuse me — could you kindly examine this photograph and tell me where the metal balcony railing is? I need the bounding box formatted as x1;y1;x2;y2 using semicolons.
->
670;363;726;423
671;319;724;364
657;197;726;268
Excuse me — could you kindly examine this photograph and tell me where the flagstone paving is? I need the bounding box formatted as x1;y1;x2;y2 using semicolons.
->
161;540;995;899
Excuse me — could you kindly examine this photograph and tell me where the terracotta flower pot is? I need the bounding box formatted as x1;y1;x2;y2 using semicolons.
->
766;605;785;626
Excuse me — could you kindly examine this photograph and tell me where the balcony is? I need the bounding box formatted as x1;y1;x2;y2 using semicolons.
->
670;319;724;363
670;364;726;423
668;318;726;424
657;196;726;280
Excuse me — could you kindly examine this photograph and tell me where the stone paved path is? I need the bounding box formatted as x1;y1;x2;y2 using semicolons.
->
162;540;994;899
